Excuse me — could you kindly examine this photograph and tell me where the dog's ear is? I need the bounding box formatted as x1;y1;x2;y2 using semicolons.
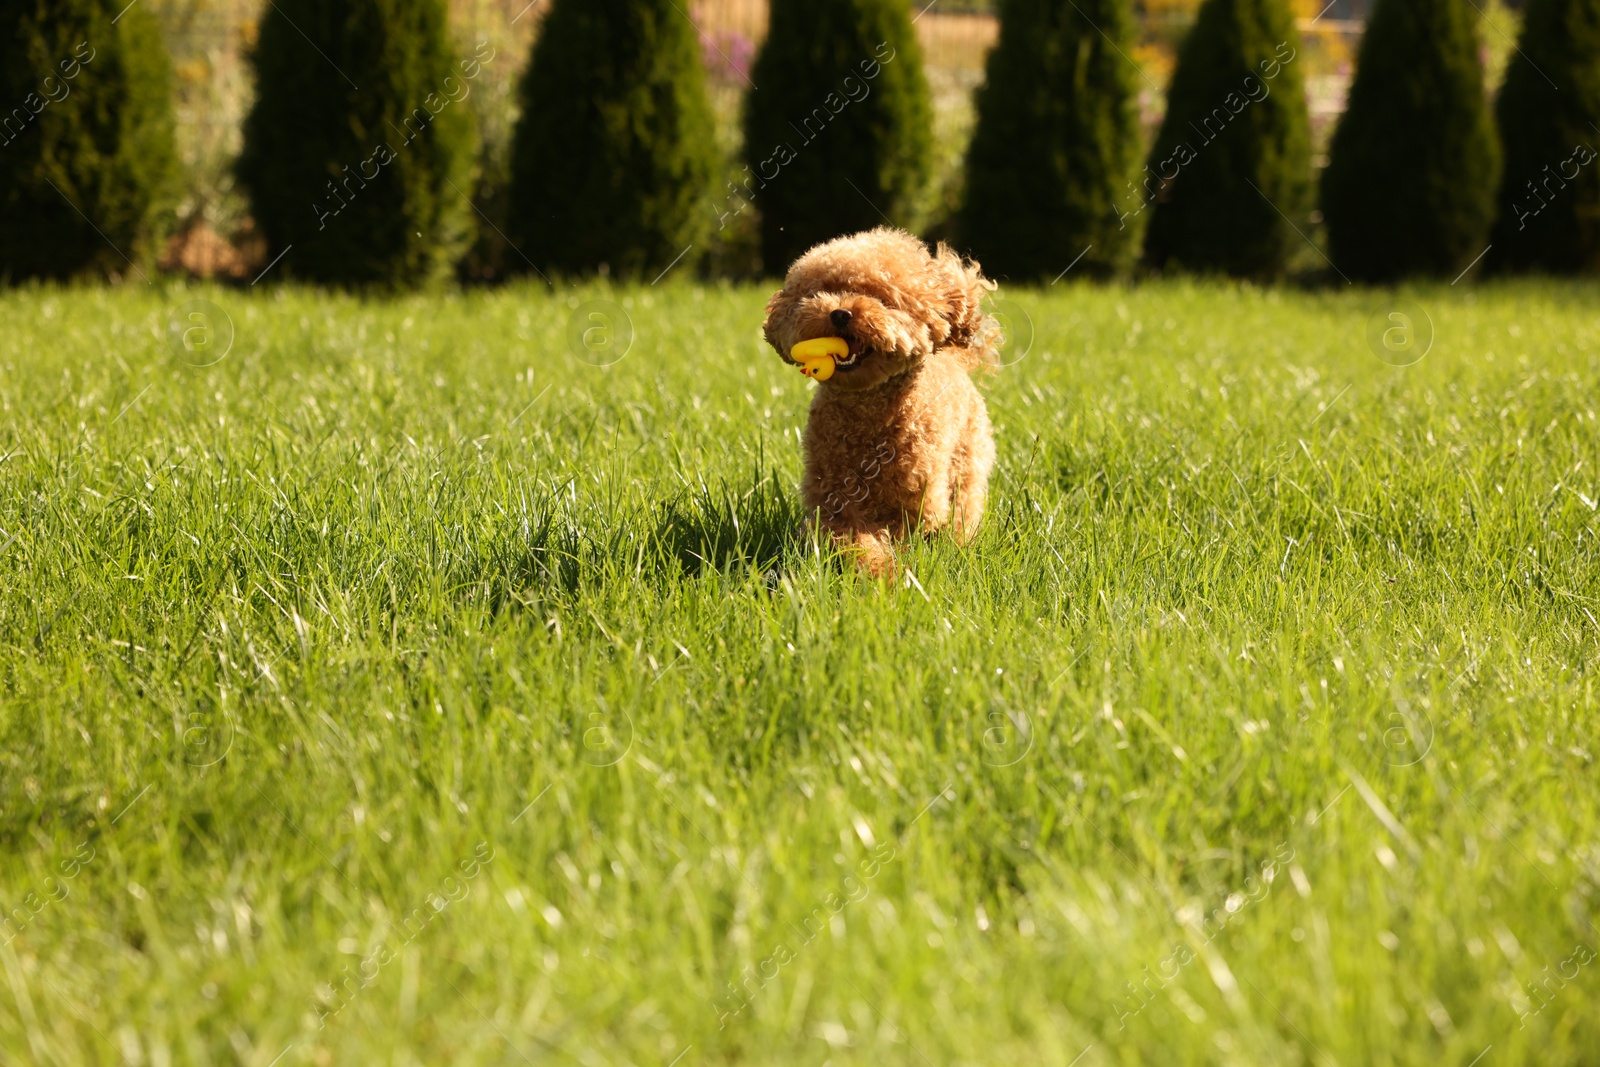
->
762;287;796;362
926;243;995;349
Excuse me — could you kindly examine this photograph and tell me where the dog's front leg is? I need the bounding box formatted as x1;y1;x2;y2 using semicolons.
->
836;525;897;579
804;508;898;579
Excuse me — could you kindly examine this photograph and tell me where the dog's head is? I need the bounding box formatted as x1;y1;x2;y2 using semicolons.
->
762;227;995;393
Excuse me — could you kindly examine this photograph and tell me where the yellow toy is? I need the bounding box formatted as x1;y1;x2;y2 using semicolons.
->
790;336;849;381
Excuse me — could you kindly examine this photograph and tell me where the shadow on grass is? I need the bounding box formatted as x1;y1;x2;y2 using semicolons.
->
479;468;804;615
653;471;803;577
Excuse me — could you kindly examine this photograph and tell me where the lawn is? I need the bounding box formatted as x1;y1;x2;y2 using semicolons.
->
1;277;1597;1066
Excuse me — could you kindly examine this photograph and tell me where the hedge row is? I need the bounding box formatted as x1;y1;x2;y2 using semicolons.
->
1;0;1596;285
0;0;177;281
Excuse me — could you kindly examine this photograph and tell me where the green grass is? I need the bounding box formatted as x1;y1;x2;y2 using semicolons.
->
1;277;1598;1066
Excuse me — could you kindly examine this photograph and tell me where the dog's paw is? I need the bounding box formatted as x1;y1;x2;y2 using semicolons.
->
843;529;897;581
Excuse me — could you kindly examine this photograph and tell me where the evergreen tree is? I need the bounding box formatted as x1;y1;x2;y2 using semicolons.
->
1488;0;1600;274
237;0;479;288
1321;0;1500;282
0;0;177;281
1143;0;1311;279
957;0;1145;281
744;0;933;275
508;0;717;279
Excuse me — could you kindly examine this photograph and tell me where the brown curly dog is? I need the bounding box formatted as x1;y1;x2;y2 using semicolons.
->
762;227;998;576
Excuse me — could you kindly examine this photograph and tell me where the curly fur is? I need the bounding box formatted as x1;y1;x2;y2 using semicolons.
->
762;227;999;576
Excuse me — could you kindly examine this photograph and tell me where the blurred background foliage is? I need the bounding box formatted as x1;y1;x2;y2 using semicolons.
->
39;0;1534;280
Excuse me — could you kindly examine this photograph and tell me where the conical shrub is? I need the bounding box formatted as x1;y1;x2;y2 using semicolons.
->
0;0;177;281
1321;0;1500;282
1488;0;1600;274
744;0;933;275
237;0;479;288
508;0;717;279
1143;0;1311;279
958;0;1144;281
